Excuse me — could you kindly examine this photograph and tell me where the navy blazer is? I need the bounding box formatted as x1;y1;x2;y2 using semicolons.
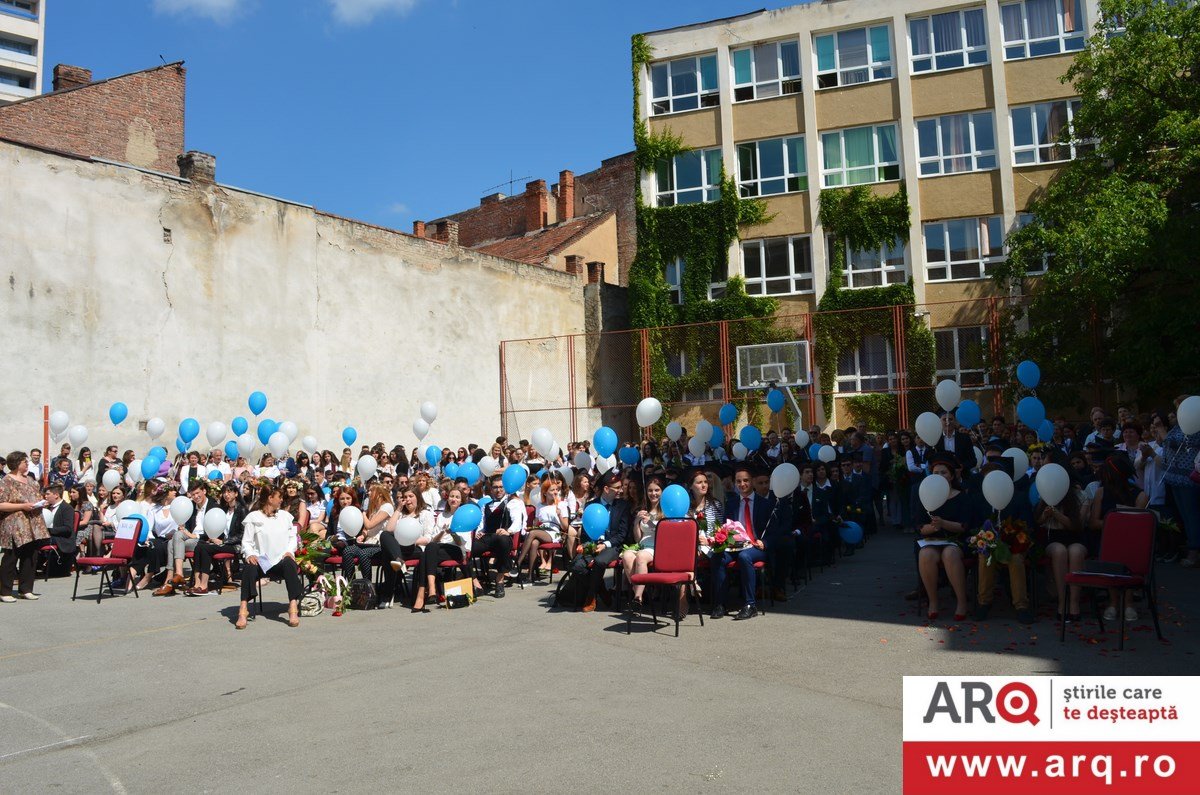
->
724;491;781;539
936;432;977;472
46;501;76;555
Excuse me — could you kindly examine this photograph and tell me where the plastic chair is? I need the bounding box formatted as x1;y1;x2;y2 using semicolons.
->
72;517;142;603
626;518;704;637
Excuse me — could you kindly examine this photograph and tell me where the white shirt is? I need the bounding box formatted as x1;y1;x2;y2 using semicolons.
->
487;497;527;535
1135;441;1165;506
241;509;297;571
206;462;231;479
361;502;394;544
28;462;43;481
152;506;178;540
906;447;929;474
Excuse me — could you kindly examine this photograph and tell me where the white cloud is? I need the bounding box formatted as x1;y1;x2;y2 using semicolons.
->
387;202;410;215
327;0;422;25
153;0;241;22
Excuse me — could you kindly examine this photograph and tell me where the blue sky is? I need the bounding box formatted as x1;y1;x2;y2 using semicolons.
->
44;0;795;228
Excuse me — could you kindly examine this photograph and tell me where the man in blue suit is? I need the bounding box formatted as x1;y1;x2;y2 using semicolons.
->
715;463;772;621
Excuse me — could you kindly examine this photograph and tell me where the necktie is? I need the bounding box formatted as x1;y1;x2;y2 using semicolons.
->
742;496;754;540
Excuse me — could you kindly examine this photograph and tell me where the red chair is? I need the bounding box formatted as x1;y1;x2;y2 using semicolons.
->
1062;509;1163;650
626;519;704;637
72;516;142;603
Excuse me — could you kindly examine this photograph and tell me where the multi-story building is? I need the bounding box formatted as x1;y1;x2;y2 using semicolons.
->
0;0;44;105
638;0;1098;421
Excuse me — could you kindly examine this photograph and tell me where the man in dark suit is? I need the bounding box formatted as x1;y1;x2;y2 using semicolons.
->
714;463;771;620
937;412;976;472
42;484;77;559
837;452;873;554
578;470;631;613
753;467;795;601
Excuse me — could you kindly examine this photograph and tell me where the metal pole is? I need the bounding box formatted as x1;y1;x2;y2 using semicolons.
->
42;404;49;486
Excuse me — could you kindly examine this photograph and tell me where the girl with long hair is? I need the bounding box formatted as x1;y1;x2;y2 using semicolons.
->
235;485;303;629
341;484;393;583
410;487;471;612
623;475;665;609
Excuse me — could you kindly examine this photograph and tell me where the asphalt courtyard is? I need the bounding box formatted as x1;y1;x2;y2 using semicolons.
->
1;532;1195;794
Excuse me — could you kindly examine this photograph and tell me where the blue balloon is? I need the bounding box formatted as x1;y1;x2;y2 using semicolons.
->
477;496;493;509
956;399;981;428
224;440;239;460
593;426;618;459
581;503;610;541
231;416;248;436
1016;360;1041;389
661;483;689;519
109;402;128;426
710;427;724;449
767;389;785;413
141;457;161;479
257;419;279;446
208;470;223;481
175;438;188;454
1038;419;1054;442
445;462;460;480
248;391;268;416
1029;481;1041;506
426;446;441;467
839;521;864;545
458;462;481;487
342;426;357;447
451;503;482;533
808;443;820;460
719;403;738;426
618;446;640;465
501;465;526;494
150;446;167;460
739;425;763;452
1017;396;1046;428
178;418;199;444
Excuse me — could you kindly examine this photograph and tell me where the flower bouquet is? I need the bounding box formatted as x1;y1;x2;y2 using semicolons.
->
711;520;751;554
999;517;1032;556
295;531;333;583
575;541;598;557
968;520;1012;566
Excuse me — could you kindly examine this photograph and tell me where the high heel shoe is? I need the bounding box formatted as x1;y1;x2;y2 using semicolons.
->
926;611;939;621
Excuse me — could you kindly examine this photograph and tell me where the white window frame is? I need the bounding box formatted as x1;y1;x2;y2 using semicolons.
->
667;350;723;403
1010;98;1094;165
655;148;723;207
924;216;1005;282
815;24;893;89
741;236;815;296
732;39;802;102
737;135;807;197
649;54;719;116
820;124;901;187
836;335;897;394
910;7;990;73
935;326;990;386
916;112;997;177
1014;212;1050;274
840;237;908;289
1000;0;1086;60
665;258;683;304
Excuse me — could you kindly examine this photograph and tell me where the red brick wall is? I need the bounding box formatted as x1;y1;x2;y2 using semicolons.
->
442;193;529;248
0;63;186;175
574;152;636;285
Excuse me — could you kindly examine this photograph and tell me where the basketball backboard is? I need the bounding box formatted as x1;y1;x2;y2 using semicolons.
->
736;340;810;390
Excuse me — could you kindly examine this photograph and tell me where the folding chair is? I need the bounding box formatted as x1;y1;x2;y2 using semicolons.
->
72;516;142;603
627;518;704;637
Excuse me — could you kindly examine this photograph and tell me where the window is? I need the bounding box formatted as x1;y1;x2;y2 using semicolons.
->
837;236;907;288
916;112;997;176
737;136;807;197
1001;0;1085;59
935;327;989;386
0;36;34;56
732;40;801;101
0;0;36;18
1014;212;1050;274
837;335;896;393
655;148;722;207
924;217;1005;281
665;258;683;304
1011;99;1094;164
650;54;719;115
667;350;723;402
741;236;814;296
821;124;900;187
815;25;893;88
910;8;989;72
0;69;32;89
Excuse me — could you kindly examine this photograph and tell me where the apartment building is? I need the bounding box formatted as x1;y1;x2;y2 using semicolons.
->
639;0;1097;407
0;0;44;105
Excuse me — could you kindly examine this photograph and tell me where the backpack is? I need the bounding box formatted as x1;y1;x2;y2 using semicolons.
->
553;565;588;609
347;578;377;610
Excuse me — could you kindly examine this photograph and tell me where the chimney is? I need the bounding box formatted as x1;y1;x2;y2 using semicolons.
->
557;170;575;222
177;151;216;184
52;64;92;92
432;220;459;246
412;220;426;238
586;261;605;284
524;179;547;233
480;193;504;205
564;255;583;277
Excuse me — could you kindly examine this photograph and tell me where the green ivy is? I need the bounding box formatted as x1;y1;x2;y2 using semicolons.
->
843;394;899;431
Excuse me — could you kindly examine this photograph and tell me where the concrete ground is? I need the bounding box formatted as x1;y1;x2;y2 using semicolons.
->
1;532;1195;794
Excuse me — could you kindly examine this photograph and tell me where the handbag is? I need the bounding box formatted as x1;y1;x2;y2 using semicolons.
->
442;577;475;609
298;593;323;617
347;578;377;610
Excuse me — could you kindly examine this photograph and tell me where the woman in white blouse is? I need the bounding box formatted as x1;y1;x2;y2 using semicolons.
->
341;484;393;583
515;472;568;583
410;487;471;612
380;487;435;608
235;485;300;630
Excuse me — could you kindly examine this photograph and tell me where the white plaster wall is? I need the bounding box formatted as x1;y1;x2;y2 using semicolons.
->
0;141;586;454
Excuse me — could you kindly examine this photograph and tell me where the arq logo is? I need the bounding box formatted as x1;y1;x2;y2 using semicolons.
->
923;680;1040;725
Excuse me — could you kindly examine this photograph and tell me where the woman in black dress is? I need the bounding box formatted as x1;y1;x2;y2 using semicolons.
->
1037;485;1087;622
915;454;970;621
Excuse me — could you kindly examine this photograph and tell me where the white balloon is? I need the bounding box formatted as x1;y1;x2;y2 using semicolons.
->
416;444;432;465
770;462;800;498
530;486;543;507
268;431;289;458
974;446;985;470
1178;395;1200;435
794;429;809;449
420;401;438;424
236;433;256;459
818;445;837;463
202;508;227;539
279;421;299;443
128;460;145;484
666;421;683;442
531;428;555;458
915;412;942;447
1035;462;1070;507
573;452;592;470
205;421;227;448
935;379;962;413
479;456;498;477
412;418;430;441
1002;447;1029;482
339;506;364;535
694;419;714;444
549;443;561;462
982;469;1015;511
49;410;70;435
51;430;66;444
732;442;748;461
146;417;165;440
557;466;574;487
115;500;137;520
393;516;422;545
687;436;706;458
102;470;121;491
919;473;950;513
68;425;88;447
169;495;195;525
636;397;663;427
301;436;318;455
82;470;96;484
356;454;378;481
596;455;615;474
